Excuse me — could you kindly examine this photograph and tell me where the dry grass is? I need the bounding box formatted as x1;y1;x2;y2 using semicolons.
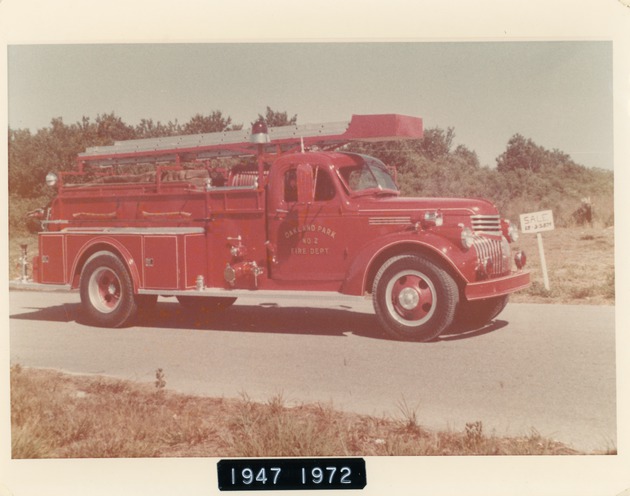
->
510;227;614;305
12;366;604;459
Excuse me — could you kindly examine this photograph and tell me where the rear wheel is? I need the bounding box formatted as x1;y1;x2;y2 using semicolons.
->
372;255;459;341
176;295;237;312
80;253;137;328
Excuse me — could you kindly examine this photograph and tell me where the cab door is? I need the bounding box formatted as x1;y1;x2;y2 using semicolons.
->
267;156;348;282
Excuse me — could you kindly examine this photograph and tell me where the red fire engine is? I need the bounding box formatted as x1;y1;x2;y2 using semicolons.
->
26;114;529;341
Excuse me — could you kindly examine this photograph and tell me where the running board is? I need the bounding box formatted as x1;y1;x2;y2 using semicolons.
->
138;288;368;303
8;280;370;304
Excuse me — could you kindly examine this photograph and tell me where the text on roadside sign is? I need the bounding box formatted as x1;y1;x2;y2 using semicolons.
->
519;210;555;234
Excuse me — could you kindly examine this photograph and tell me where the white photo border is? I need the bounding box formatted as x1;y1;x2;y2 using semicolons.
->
1;1;629;495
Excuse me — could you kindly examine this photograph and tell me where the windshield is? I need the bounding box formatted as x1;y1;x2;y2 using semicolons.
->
338;155;398;194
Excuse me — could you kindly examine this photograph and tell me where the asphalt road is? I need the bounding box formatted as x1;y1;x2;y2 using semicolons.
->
8;289;616;453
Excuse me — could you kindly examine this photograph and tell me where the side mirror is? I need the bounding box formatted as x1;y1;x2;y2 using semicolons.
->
296;163;314;204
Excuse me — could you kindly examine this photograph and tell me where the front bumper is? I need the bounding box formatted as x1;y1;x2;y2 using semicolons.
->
464;270;530;301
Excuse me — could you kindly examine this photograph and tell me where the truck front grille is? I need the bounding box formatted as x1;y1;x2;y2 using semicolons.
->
473;236;509;277
471;214;501;236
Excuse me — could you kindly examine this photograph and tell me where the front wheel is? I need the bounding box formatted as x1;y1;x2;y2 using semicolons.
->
372;255;459;341
80;253;137;328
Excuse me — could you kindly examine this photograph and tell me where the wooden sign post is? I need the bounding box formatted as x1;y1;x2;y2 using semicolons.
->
519;210;555;291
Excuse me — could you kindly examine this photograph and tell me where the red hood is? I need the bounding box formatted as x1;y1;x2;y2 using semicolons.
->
356;195;499;217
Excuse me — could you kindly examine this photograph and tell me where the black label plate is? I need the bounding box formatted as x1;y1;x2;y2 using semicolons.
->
217;458;367;491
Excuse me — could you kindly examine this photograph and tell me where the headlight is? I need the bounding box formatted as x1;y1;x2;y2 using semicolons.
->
45;172;58;187
461;227;475;250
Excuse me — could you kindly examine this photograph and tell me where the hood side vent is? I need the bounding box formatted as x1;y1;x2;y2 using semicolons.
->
471;214;501;236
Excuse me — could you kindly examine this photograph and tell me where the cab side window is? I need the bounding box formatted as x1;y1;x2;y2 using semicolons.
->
283;166;336;203
314;168;336;201
284;169;298;202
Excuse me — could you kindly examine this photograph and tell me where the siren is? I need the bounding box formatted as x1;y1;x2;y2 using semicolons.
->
250;119;270;144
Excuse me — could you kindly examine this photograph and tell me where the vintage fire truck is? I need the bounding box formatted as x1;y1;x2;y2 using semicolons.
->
25;114;529;341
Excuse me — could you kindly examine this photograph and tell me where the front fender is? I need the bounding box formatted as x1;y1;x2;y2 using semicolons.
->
341;231;473;296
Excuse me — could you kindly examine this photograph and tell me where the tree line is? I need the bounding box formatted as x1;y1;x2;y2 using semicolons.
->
349;128;613;227
8;108;613;233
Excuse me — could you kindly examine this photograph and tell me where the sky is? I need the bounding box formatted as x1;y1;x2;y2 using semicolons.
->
7;41;613;170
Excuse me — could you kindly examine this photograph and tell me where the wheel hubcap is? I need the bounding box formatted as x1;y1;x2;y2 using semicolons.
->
398;287;420;310
88;268;121;313
385;270;437;326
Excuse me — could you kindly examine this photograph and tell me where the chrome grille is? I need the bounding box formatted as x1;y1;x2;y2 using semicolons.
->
471;214;501;236
472;236;509;277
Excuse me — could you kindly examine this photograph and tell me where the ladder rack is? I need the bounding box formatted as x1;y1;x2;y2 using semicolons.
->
77;114;423;167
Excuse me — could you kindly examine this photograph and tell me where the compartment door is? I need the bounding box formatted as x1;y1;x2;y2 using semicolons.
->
143;236;179;289
40;234;66;284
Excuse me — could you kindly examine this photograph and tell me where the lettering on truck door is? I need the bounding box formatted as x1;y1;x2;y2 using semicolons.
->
267;161;348;282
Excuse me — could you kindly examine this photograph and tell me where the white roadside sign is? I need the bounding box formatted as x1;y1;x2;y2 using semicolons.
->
519;209;555;234
519;209;554;291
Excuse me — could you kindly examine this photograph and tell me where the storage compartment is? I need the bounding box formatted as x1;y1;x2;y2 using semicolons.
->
39;234;66;284
143;236;179;289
